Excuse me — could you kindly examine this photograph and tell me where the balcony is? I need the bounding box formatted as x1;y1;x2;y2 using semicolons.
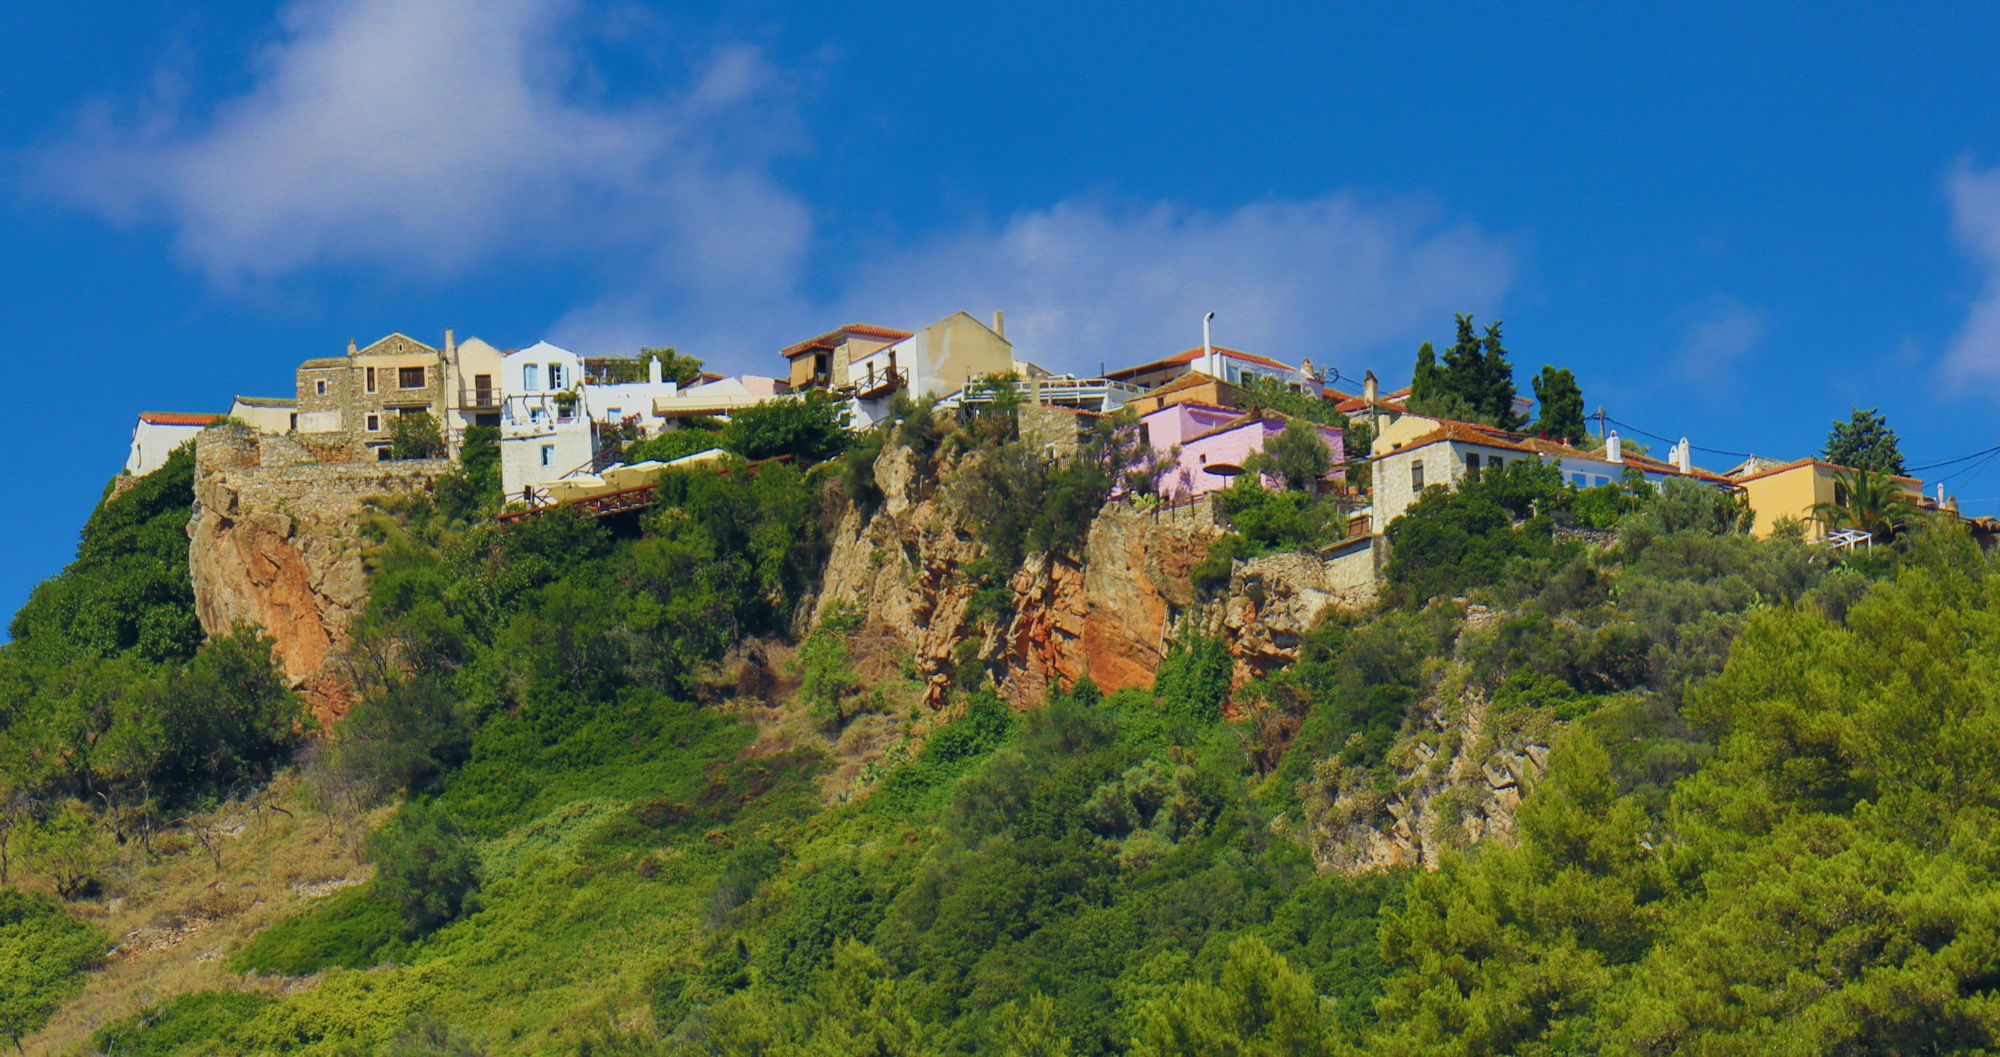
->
850;365;908;399
460;387;500;411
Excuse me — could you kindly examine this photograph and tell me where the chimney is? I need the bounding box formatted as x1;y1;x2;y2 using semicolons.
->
1939;483;1947;506
1203;311;1215;361
1607;430;1623;464
1676;437;1692;474
991;309;1005;339
1363;370;1378;406
648;355;663;385
347;337;357;356
444;328;456;357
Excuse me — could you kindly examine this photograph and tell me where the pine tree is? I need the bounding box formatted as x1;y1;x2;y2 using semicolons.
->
1823;407;1906;476
1531;366;1586;445
1410;342;1442;405
1479;320;1522;428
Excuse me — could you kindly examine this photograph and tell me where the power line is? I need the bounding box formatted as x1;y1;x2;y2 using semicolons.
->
1905;441;2000;474
1602;416;1756;459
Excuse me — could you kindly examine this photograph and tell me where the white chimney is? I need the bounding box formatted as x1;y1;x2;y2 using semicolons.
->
647;355;663;385
992;309;1005;339
1607;430;1623;464
1203;311;1215;361
1363;370;1378;406
1676;437;1692;474
1939;483;1947;506
444;328;456;357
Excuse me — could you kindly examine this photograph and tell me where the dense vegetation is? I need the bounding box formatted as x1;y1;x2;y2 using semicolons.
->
9;375;2000;1055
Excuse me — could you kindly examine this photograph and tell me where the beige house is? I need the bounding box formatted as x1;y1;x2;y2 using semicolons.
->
780;323;912;390
229;395;297;434
289;330;505;458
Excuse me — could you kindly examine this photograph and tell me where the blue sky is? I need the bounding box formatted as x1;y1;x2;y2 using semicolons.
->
7;1;2000;625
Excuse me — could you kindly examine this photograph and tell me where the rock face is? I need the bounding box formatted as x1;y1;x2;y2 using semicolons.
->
189;426;447;724
812;444;1378;708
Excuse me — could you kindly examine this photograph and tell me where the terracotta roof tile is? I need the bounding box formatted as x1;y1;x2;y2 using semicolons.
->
139;412;223;427
1107;346;1301;380
781;323;913;358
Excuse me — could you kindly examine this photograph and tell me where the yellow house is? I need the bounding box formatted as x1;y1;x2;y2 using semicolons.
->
1731;458;1925;539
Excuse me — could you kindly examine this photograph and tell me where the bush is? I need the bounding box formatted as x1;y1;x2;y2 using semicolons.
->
1384;459;1568;605
1154;635;1234;722
723;391;849;463
388;412;447;459
0;888;104;1049
797;605;867;732
626;428;725;464
21;801;111;898
87;990;275;1057
229;885;408;975
367;803;481;938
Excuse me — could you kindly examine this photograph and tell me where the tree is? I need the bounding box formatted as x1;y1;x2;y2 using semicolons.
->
722;391;850;463
1129;937;1335;1057
640;346;707;387
1811;467;1922;541
388;411;447;459
1405;314;1520;428
367;803;480;937
22;800;112;898
1823;407;1905;475
1245;420;1335;491
1530;365;1587;445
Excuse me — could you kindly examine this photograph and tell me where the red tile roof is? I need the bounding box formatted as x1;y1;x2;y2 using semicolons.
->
1730;457;1922;488
1106;346;1301;381
1386;417;1735;484
781;324;913;358
139;412;223;427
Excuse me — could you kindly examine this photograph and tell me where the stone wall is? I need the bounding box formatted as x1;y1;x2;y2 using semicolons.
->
189;425;447;724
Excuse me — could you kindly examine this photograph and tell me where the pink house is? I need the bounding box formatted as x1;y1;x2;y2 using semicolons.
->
1141;404;1344;499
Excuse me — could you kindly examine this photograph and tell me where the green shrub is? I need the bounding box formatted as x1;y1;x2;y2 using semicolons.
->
625;428;724;464
1153;635;1234;722
228;885;406;974
366;804;481;938
86;990;275;1057
0;888;103;1049
723;391;850;463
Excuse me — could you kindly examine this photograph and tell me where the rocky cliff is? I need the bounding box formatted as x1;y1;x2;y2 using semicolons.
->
811;444;1379;709
188;426;448;724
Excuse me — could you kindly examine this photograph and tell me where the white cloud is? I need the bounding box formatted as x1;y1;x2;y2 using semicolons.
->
553;195;1514;377
38;0;1515;378
1672;296;1767;385
36;0;808;291
1943;159;2000;389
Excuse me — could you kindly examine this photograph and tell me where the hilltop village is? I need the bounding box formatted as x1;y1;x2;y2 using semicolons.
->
128;307;1964;559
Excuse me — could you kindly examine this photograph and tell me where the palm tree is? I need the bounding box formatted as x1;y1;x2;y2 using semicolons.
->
1811;467;1922;542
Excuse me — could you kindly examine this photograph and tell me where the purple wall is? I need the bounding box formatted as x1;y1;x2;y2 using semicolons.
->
1141;405;1344;499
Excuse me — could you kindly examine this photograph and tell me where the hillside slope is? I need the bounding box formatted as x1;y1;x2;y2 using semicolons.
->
7;410;2000;1056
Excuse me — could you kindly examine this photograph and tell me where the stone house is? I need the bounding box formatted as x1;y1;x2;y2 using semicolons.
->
779;323;912;391
293;332;453;459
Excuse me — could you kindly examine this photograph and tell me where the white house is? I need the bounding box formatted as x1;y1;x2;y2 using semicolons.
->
126;412;222;476
499;341;594;504
580;355;684;436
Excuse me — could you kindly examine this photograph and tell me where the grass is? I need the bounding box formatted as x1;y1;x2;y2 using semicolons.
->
22;776;394;1056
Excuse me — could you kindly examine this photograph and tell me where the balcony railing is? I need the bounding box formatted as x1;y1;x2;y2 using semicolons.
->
850;365;908;399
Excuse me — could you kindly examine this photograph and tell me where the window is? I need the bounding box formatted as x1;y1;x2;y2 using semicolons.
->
315;379;328;396
365;367;377;393
1465;452;1481;478
524;363;540;390
366;413;380;432
606;407;622;420
399;406;424;417
547;363;564;389
399;366;425;388
1835;482;1850;507
289;413;298;432
377;446;392;462
473;373;493;404
540;444;554;467
1411;460;1425;490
